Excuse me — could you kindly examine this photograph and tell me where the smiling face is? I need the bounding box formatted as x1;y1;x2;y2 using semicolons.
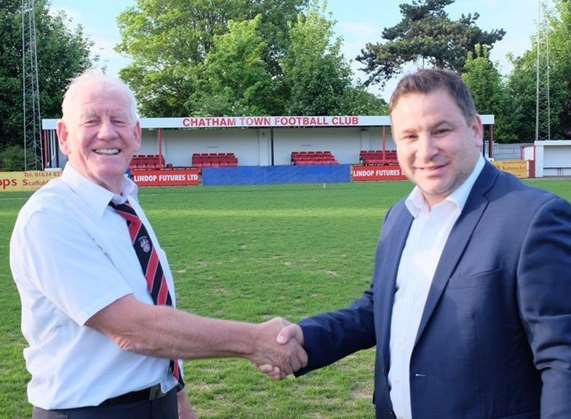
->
57;80;141;194
391;89;483;207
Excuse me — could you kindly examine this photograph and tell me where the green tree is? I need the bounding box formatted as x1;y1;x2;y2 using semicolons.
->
342;88;388;115
0;0;93;152
548;0;571;137
503;52;538;142
506;51;568;142
462;44;511;142
504;0;571;141
190;15;275;115
281;6;353;115
357;0;505;87
117;0;387;117
0;144;25;171
116;0;308;116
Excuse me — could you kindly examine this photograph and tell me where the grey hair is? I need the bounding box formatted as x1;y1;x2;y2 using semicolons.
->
61;69;139;122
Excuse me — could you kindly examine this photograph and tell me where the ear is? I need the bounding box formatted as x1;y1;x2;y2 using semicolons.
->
56;120;71;156
132;120;142;152
471;115;484;148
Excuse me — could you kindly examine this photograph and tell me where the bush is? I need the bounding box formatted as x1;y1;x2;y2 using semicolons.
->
0;144;25;171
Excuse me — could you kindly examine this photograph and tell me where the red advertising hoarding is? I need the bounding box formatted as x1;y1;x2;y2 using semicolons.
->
132;169;201;187
352;165;407;182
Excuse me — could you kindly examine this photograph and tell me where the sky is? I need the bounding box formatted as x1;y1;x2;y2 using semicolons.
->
49;0;544;100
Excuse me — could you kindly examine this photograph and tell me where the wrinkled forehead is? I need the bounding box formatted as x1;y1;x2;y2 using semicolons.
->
392;89;466;116
390;90;469;132
64;80;135;121
76;81;129;107
391;87;475;125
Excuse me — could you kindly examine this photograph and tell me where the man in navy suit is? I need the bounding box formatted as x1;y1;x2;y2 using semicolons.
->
275;69;571;418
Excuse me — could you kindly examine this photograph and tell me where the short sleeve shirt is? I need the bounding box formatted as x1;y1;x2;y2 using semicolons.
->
10;164;179;409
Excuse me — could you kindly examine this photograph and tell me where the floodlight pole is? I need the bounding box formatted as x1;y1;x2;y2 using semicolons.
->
535;0;540;142
21;0;43;170
535;0;552;142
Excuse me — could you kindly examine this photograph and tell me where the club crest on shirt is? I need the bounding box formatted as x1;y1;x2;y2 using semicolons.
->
138;236;152;253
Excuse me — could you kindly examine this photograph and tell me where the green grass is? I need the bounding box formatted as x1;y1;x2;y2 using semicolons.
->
0;179;569;418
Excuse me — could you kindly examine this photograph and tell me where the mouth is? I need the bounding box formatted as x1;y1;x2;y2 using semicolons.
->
415;163;447;174
93;148;120;156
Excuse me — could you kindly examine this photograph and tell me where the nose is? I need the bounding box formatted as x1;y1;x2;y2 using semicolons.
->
97;118;117;141
416;134;438;163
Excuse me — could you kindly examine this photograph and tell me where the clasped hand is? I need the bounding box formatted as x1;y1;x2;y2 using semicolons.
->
249;317;306;380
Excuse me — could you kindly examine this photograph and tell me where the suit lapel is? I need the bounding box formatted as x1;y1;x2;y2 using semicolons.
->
414;163;498;345
378;204;413;370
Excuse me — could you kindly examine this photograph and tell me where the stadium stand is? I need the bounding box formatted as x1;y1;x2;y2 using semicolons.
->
130;154;165;170
359;150;398;166
192;152;238;168
291;151;338;166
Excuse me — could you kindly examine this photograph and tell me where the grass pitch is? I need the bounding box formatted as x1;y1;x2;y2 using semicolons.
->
0;179;569;418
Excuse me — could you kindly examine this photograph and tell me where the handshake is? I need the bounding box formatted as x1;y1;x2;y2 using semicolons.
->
248;318;306;380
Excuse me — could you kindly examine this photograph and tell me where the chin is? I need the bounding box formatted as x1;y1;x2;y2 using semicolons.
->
420;182;450;197
95;168;127;181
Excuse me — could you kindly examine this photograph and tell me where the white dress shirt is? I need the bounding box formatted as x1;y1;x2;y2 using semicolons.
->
388;156;485;419
10;163;179;409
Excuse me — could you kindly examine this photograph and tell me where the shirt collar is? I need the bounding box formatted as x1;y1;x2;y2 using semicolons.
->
405;155;486;218
61;163;139;218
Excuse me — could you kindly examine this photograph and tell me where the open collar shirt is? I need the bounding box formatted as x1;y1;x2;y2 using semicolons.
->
10;163;178;409
388;156;485;419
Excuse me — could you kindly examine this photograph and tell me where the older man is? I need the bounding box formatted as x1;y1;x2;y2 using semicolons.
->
277;69;571;419
10;70;306;419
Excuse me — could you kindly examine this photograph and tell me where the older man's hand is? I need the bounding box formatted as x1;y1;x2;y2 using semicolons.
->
249;317;307;380
177;389;197;419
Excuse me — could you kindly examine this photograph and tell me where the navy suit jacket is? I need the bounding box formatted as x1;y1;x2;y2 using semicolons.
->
298;163;571;419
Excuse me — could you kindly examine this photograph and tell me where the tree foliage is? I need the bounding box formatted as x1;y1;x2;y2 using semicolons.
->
281;6;352;115
463;45;504;115
342;88;388;115
116;0;385;117
462;44;512;142
506;51;568;142
0;144;25;171
116;0;309;116
357;0;505;87
504;0;571;141
190;15;275;115
503;51;540;142
0;0;92;151
547;0;571;137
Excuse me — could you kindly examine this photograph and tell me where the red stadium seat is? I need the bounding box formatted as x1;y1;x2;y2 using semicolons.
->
191;152;238;168
291;150;339;166
359;150;397;166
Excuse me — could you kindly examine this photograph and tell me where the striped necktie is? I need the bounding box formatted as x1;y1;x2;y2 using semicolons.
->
109;200;184;386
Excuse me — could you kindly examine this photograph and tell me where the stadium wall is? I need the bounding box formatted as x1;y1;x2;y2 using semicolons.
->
141;129;271;167
139;126;391;167
272;127;387;165
202;165;352;186
41;115;496;176
534;140;571;177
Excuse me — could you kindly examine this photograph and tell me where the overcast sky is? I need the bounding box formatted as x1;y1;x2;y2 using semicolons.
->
50;0;544;100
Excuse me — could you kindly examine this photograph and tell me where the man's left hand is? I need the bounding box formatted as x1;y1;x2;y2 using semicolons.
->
177;390;197;419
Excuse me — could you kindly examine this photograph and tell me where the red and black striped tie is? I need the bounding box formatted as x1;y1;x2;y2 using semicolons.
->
109;201;184;386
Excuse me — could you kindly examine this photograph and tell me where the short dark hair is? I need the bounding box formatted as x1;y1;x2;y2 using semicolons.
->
389;68;477;122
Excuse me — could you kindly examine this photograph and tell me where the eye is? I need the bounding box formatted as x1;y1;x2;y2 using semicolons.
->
434;127;452;136
400;133;417;142
83;119;99;126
